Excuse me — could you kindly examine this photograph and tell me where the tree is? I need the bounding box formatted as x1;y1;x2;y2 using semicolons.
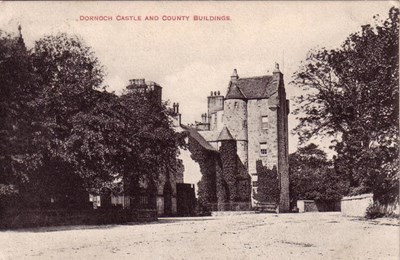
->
292;7;399;202
0;30;184;210
32;33;184;205
15;33;108;207
119;89;185;192
0;29;41;206
289;144;347;203
33;33;105;136
63;90;129;193
253;162;279;204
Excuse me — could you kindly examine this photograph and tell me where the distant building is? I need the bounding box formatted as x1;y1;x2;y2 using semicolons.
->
126;78;162;104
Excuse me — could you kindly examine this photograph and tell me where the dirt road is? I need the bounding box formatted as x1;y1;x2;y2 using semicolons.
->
0;212;398;259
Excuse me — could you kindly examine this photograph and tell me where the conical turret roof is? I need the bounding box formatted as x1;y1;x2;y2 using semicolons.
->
217;126;234;141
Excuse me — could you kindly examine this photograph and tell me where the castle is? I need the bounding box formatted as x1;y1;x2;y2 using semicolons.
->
192;64;290;211
116;63;290;213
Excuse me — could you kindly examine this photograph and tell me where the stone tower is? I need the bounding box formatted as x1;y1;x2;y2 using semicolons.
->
223;69;249;170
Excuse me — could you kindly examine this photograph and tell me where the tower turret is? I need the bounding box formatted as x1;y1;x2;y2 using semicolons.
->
223;69;248;168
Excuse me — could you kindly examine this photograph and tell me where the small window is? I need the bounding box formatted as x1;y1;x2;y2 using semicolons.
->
234;102;238;108
252;181;258;187
260;143;268;156
261;116;268;129
242;120;247;128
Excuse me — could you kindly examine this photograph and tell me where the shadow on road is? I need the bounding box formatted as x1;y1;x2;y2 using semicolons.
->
0;217;216;233
0;223;125;233
157;217;216;224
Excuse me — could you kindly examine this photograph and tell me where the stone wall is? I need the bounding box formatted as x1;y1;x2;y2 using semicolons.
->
223;99;248;141
209;111;224;132
215;110;224;132
247;97;280;206
297;200;318;213
297;200;340;213
236;140;248;170
247;99;276;174
341;193;400;217
277;79;290;212
341;193;374;217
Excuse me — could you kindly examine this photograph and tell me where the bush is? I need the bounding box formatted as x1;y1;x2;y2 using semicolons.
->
365;203;384;219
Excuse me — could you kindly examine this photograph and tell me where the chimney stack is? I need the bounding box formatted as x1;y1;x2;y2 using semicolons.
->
201;113;208;123
273;63;281;73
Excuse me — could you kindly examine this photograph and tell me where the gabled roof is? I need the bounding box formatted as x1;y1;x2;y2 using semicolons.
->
217;126;234;141
181;125;217;152
199;130;220;142
226;75;276;100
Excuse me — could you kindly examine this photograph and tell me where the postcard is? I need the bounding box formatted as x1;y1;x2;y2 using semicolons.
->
0;1;398;259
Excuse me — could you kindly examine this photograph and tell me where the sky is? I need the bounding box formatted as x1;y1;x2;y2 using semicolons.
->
0;1;397;157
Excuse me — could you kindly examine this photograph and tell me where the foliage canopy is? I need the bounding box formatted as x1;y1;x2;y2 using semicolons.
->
292;7;399;202
0;31;183;209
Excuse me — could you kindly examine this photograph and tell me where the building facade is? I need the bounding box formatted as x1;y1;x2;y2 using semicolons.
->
194;64;290;212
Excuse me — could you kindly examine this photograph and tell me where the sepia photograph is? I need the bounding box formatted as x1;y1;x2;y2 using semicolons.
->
0;1;398;259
